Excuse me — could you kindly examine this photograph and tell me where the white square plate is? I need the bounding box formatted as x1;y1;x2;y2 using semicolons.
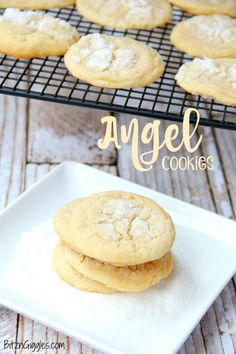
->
0;162;236;354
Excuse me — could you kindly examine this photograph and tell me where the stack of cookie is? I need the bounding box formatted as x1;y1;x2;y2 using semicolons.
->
53;191;175;294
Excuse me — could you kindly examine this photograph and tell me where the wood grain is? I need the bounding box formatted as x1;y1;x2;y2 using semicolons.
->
0;97;235;354
27;101;116;165
0;95;27;354
117;115;236;354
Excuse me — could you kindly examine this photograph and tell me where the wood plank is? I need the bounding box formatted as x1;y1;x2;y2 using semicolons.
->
27;101;116;165
200;126;236;353
214;129;236;218
0;95;28;353
117;115;236;354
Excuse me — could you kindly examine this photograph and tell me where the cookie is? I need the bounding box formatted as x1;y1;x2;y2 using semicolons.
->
76;0;172;29
0;9;79;58
64;244;173;292
53;199;85;238
59;191;175;266
0;0;75;10
53;242;116;293
175;58;236;106
169;0;236;17
170;15;236;58
64;33;165;88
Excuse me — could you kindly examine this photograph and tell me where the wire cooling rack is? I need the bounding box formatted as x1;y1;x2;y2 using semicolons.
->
0;6;235;130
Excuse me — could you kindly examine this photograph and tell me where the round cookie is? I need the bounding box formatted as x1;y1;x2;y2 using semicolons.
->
175;58;236;107
53;243;117;294
53;198;85;239
170;15;236;58
64;244;173;292
0;9;80;58
169;0;236;17
60;191;175;266
76;0;172;29
64;33;165;89
0;0;75;10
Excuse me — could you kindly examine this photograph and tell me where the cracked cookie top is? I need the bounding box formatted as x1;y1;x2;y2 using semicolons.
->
175;58;236;106
58;191;175;265
76;0;172;29
0;8;79;58
171;15;236;58
64;33;165;89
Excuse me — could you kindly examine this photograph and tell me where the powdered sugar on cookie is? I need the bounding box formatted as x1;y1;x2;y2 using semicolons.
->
70;33;137;71
175;58;236;105
1;8;78;41
185;15;236;44
176;58;236;89
95;197;166;240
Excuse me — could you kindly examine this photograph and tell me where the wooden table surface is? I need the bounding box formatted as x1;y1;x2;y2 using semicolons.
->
0;95;235;354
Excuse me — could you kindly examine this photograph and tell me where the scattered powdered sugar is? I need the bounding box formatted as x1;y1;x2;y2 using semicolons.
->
87;47;113;71
230;65;236;80
2;8;77;41
90;33;111;50
73;34;137;71
130;218;149;238
112;49;136;68
124;0;153;20
102;198;141;220
2;217;206;354
187;15;236;44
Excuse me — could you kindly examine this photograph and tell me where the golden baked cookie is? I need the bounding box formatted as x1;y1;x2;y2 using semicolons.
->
175;58;236;106
53;242;116;293
53;199;85;239
76;0;172;29
0;8;79;58
64;244;173;292
64;33;165;88
59;191;175;266
0;0;75;10
169;0;236;17
170;15;236;58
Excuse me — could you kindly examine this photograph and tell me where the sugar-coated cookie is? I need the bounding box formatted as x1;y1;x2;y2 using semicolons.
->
53;243;117;293
60;191;175;266
0;9;79;58
76;0;172;29
64;33;165;88
169;0;236;17
175;58;236;106
0;0;75;10
64;244;173;292
170;15;236;58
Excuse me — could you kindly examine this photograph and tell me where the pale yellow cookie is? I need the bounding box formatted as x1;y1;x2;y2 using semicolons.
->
0;0;75;9
64;244;173;292
76;0;172;29
64;33;165;88
53;242;117;293
0;9;79;58
169;0;236;17
175;58;236;106
170;15;236;58
53;199;85;239
59;191;175;266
